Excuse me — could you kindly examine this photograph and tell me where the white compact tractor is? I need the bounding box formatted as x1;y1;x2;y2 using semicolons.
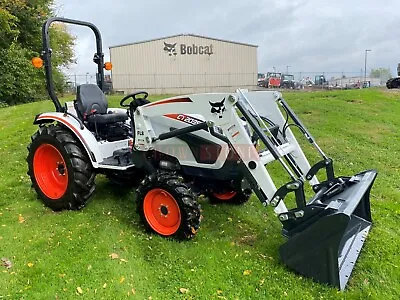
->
28;17;377;290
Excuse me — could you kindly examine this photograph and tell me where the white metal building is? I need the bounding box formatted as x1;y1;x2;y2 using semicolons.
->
109;34;258;94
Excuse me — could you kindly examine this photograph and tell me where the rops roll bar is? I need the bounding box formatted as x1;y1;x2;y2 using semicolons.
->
41;17;105;112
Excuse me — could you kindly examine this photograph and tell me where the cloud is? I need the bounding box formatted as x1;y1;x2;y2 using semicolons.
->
54;0;400;77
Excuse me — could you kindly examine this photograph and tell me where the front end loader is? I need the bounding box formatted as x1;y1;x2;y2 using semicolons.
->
28;17;376;290
132;89;377;290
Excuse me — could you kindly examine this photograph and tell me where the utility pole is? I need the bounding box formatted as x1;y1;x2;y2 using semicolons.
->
341;71;344;88
286;65;291;74
364;49;371;88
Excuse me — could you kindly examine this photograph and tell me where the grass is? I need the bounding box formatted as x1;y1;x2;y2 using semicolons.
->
0;89;399;299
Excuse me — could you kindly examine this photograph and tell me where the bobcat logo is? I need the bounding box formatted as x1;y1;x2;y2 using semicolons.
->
209;98;226;119
163;42;177;56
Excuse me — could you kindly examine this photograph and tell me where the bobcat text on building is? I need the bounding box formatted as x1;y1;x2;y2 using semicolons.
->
180;44;214;55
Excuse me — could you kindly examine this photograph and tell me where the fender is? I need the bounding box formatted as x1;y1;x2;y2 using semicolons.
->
34;112;102;166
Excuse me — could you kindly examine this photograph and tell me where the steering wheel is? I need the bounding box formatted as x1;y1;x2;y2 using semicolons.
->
120;91;149;107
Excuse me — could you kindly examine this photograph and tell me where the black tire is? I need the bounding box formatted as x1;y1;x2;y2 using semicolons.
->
136;171;201;239
208;189;251;205
106;167;145;187
27;124;95;210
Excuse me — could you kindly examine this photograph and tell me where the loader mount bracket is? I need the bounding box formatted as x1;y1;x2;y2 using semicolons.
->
271;179;306;209
306;158;335;181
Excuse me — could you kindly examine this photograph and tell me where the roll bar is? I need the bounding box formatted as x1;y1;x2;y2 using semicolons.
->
41;17;105;112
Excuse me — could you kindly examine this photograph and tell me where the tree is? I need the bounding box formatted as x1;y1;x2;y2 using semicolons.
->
369;68;392;80
0;0;53;51
0;44;44;105
0;0;75;105
0;7;19;48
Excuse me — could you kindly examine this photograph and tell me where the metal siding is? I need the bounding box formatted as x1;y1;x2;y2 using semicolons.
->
110;35;257;94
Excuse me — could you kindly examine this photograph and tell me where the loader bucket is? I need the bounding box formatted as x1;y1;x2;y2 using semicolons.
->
279;170;377;290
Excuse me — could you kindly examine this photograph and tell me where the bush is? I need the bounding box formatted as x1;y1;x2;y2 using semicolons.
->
0;44;47;105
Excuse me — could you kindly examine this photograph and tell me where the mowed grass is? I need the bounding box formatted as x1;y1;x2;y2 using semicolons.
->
0;89;399;299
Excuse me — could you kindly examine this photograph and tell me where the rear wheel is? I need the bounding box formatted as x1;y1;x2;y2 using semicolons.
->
27;124;95;210
137;172;201;239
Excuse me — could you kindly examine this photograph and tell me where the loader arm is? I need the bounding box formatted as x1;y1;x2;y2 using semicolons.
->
134;91;316;214
135;89;377;290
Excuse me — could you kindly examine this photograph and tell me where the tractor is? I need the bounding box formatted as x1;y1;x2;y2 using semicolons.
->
314;74;329;87
280;74;296;89
257;72;282;88
28;17;377;290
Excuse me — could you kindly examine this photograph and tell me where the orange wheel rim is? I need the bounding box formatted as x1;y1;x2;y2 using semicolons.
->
33;144;68;199
143;188;181;236
212;191;237;201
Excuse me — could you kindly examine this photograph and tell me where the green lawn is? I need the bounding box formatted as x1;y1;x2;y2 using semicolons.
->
0;89;399;299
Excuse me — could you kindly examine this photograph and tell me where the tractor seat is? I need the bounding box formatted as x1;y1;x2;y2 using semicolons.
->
76;84;128;124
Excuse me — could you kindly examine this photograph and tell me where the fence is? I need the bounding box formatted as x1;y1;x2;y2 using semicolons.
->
287;71;389;88
65;71;390;95
65;73;257;94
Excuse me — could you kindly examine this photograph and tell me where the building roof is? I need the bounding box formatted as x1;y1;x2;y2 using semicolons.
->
109;33;258;49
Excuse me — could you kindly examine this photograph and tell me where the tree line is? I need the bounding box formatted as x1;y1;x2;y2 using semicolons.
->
0;0;74;105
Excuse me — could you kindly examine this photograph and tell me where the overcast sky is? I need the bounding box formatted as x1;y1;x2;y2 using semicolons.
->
54;0;400;78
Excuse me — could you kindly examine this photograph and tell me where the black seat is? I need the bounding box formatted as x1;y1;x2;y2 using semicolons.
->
76;84;128;124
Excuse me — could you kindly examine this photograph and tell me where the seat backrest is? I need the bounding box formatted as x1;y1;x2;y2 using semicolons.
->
76;84;108;116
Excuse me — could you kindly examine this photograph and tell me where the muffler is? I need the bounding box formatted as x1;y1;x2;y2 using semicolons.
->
279;170;377;290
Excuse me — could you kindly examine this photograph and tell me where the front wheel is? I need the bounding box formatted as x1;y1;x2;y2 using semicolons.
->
208;188;251;205
136;172;201;239
27;124;96;210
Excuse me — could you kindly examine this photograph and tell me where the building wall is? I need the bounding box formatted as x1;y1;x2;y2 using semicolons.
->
110;35;257;94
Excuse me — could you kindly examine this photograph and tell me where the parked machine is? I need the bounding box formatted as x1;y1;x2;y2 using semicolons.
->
314;74;328;87
257;73;266;87
386;63;400;89
28;17;377;290
257;72;282;88
280;74;296;89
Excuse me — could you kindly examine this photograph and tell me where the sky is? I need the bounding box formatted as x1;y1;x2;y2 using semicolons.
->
54;0;400;78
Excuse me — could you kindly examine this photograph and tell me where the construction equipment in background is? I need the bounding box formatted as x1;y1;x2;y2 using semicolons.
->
28;17;377;290
314;74;329;87
267;72;282;88
280;74;296;89
257;72;282;88
257;73;267;87
386;63;400;89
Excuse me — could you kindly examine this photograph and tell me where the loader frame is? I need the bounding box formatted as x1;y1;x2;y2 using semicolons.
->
133;89;377;289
